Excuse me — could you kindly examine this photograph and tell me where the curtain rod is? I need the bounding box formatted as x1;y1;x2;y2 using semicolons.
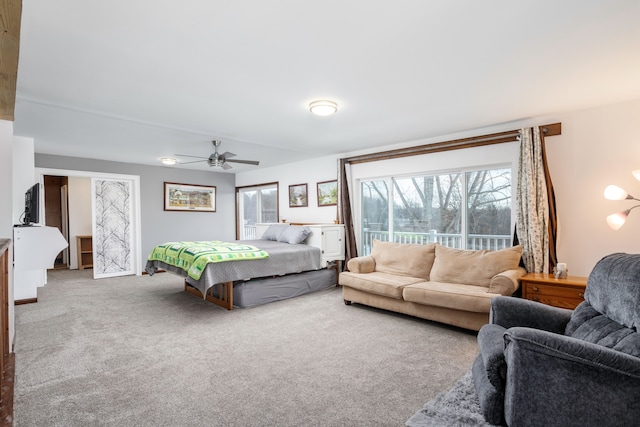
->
344;123;561;165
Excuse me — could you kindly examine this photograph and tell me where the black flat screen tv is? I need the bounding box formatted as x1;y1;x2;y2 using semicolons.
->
23;183;40;225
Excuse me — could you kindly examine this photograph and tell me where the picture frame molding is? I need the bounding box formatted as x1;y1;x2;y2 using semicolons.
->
316;180;338;207
288;183;308;207
164;182;216;212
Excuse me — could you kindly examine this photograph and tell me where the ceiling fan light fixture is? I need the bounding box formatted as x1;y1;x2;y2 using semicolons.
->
309;100;338;116
161;157;177;165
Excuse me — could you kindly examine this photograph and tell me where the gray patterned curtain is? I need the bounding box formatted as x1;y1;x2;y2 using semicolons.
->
516;127;557;273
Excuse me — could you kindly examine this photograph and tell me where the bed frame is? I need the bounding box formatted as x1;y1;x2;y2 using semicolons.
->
158;223;345;310
184;281;234;310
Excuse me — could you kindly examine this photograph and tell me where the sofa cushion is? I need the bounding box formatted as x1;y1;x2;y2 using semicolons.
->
429;245;523;287
370;240;436;280
402;281;497;313
339;271;426;299
565;302;640;358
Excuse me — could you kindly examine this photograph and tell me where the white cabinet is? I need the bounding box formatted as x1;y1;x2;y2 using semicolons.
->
306;225;345;265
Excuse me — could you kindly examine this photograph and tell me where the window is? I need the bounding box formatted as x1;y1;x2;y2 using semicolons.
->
237;183;278;239
360;167;511;254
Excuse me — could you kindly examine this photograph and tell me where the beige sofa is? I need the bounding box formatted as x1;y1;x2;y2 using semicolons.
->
339;240;526;331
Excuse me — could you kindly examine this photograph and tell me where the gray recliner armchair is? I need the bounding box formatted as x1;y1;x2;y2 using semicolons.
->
472;253;640;426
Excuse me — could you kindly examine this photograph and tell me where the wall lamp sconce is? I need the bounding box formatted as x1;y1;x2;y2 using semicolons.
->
604;169;640;230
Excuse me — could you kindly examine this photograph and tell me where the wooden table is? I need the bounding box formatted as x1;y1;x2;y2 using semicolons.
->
520;273;588;309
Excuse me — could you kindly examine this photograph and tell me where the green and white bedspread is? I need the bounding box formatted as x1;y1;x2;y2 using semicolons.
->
148;241;269;280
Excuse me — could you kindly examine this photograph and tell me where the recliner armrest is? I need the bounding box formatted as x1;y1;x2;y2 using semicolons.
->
503;327;640;426
346;255;376;274
490;296;572;333
477;324;508;387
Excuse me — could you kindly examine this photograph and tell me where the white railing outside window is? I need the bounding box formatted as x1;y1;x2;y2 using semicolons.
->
361;229;511;255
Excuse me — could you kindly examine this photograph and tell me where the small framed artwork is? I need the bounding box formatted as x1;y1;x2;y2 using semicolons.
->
164;182;216;212
317;180;338;206
289;183;308;207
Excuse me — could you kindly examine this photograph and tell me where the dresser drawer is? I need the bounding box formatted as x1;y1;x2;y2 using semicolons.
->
524;283;585;309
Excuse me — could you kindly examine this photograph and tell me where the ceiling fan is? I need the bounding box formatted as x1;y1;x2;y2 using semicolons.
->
176;140;260;170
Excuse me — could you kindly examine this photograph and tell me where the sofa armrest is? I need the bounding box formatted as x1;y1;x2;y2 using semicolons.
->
489;267;526;295
490;296;572;333
346;256;376;274
503;327;640;426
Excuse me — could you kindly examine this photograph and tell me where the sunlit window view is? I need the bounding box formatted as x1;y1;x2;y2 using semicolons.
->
238;184;278;239
360;168;511;255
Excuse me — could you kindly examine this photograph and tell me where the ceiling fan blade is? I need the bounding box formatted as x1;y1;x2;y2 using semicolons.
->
180;159;207;165
225;158;260;166
175;153;208;159
222;162;233;170
220;151;236;159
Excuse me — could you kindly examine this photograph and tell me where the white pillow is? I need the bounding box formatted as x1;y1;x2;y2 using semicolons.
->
277;226;312;244
261;224;289;241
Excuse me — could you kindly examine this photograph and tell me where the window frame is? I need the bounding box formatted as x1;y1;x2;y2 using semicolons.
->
235;182;279;239
356;162;514;254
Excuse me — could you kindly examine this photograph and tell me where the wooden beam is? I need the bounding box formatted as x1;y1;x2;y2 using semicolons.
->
0;0;21;121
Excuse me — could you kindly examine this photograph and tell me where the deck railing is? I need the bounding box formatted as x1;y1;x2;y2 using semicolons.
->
243;225;257;240
361;229;511;255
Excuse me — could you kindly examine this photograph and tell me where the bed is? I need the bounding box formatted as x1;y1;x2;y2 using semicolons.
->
145;223;344;309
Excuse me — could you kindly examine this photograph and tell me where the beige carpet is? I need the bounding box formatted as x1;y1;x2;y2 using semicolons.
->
13;269;479;426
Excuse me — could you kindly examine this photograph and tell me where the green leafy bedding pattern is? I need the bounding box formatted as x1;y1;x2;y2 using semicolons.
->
148;241;269;280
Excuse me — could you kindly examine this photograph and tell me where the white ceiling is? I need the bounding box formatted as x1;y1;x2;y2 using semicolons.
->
13;0;640;173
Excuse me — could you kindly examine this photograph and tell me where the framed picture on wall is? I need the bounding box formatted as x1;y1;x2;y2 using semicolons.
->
164;182;216;212
317;180;338;206
289;183;308;207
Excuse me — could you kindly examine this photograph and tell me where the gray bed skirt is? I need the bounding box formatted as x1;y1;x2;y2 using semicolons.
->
230;268;336;308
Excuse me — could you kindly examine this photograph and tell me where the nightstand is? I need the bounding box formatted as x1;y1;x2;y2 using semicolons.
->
520;273;588;309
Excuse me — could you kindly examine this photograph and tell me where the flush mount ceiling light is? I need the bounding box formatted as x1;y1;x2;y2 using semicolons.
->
309;100;338;116
161;157;177;165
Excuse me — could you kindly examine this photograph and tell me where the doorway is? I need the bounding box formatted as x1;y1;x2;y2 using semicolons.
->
43;175;69;269
36;168;143;277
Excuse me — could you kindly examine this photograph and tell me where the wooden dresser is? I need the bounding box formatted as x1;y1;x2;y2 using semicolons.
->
0;239;13;424
521;273;588;309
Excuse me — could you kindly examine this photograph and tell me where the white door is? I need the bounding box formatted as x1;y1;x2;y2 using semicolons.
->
91;178;135;278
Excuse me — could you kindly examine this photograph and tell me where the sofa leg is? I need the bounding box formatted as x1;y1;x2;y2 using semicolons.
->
344;299;352;305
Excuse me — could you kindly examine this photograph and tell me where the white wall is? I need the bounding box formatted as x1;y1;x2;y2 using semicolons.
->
237;97;640;277
67;176;92;269
236;155;340;224
344;98;640;276
11;136;47;302
12;135;35;225
544;98;640;276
